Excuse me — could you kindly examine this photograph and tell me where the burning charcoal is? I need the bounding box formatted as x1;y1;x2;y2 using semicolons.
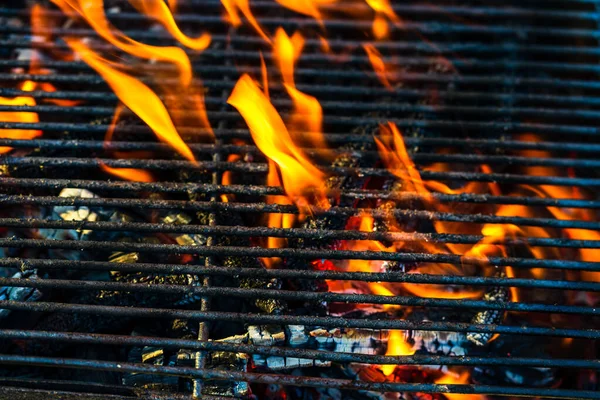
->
471;335;556;387
467;278;510;346
405;330;469;357
311;328;387;355
123;346;181;390
161;211;208;248
0;269;43;319
202;347;250;397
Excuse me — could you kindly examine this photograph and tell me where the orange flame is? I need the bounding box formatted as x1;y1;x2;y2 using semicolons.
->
50;0;193;86
365;0;400;40
99;104;155;182
67;39;195;162
381;330;415;376
261;160;297;268
0;81;41;154
100;164;154;182
363;44;397;90
435;372;484;400
127;0;211;51
273;28;326;150
228;74;327;208
221;0;271;44
274;0;337;25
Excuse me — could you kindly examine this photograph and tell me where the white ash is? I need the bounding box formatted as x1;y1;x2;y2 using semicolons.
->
0;269;43;318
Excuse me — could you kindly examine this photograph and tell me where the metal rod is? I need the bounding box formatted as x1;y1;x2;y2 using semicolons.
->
0;301;598;338
0;330;598;370
0;239;598;271
0;277;596;316
2;218;598;248
0;354;598;398
2;258;597;292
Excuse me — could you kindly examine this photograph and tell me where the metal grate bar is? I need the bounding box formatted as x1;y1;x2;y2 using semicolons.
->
1;192;597;211
2;258;598;292
0;301;598;338
0;278;596;316
0;239;597;271
0;355;598;399
2;137;600;156
0;330;597;370
1;218;597;248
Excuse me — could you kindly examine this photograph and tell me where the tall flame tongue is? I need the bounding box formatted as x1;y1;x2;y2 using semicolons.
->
51;0;193;86
127;0;211;51
273;28;326;151
221;0;271;44
67;39;195;162
0;81;41;154
228;74;327;208
380;330;415;376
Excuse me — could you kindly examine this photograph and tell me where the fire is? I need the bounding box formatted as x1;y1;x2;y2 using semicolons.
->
50;0;193;86
274;0;337;25
363;44;397;90
221;0;271;44
273;28;326;150
0;81;41;154
127;0;211;50
99;164;154;182
380;330;415;376
261;160;297;268
435;372;484;400
365;0;400;40
227;74;327;207
67;39;195;162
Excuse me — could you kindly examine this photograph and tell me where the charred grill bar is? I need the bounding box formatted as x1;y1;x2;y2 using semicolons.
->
0;0;599;399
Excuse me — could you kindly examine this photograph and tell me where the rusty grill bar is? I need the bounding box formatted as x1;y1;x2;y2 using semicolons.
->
0;0;599;399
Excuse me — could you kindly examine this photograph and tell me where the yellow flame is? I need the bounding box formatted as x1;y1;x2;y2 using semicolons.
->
67;39;195;162
220;0;271;44
381;330;415;376
435;372;485;400
274;0;337;24
127;0;211;50
273;28;326;151
51;0;193;86
227;74;327;207
0;81;41;154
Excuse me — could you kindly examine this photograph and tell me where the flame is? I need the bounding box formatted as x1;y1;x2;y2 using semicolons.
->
100;164;154;182
99;104;155;182
0;81;41;154
274;0;337;25
227;74;327;207
381;330;415;376
365;0;400;40
67;39;195;162
435;372;484;400
363;44;397;90
261;160;297;268
221;0;271;44
50;0;193;86
273;28;326;150
127;0;211;50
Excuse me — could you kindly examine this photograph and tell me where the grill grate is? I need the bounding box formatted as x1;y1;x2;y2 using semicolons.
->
0;0;599;399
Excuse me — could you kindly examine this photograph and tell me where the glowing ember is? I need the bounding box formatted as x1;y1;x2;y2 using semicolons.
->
227;74;327;207
67;39;195;162
221;0;271;44
0;81;41;154
127;0;211;50
51;0;194;86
